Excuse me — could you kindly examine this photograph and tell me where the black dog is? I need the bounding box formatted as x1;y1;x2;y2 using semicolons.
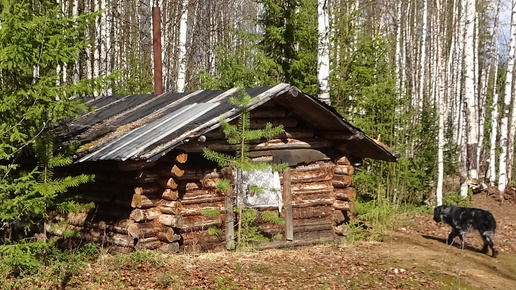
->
433;205;498;257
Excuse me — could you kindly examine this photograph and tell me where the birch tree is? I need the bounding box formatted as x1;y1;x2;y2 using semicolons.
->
461;0;479;197
435;0;445;206
498;0;516;196
176;0;189;92
317;0;331;105
488;0;502;185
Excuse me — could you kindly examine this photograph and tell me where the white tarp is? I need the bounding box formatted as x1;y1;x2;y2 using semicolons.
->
234;169;282;212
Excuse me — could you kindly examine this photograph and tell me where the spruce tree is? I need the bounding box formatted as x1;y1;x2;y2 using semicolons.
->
203;88;287;249
0;0;105;240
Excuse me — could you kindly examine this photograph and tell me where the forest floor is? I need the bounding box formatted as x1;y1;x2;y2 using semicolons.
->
14;189;516;289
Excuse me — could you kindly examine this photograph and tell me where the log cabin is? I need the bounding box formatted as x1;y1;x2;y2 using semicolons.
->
53;83;397;253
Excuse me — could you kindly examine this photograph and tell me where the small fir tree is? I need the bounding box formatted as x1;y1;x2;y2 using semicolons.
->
0;0;106;241
203;88;287;249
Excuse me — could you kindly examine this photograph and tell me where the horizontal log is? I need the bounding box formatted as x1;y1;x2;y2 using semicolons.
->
135;237;163;250
159;242;180;253
248;117;297;129
131;193;142;208
118;160;156;171
47;223;135;248
333;200;355;212
159;201;184;215
291;162;335;172
158;177;178;189
158;214;185;228
176;152;188;163
49;212;135;235
288;170;334;183
204;127;315;140
181;195;225;206
334;187;356;201
135;184;162;195
291;206;333;219
292;198;334;208
127;223;139;238
334;164;354;175
182;215;224;232
158;231;181;243
135;171;160;184
332;174;352;188
162;189;179;201
182;138;333;152
250;107;287;118
181;230;225;245
291;181;333;195
259;217;333;236
171;164;185;177
249;156;273;163
335;156;351;165
181;205;225;216
333;210;346;225
130;208;160;222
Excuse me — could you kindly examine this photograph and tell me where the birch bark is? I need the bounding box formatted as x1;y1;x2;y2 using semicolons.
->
317;0;331;105
487;0;502;184
498;0;516;195
177;0;189;92
461;0;478;197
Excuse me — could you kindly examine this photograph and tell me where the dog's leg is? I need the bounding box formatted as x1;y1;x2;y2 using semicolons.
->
458;232;466;249
447;229;458;245
483;232;498;258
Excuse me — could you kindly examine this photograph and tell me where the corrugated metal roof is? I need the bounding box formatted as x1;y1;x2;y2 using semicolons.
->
58;83;398;163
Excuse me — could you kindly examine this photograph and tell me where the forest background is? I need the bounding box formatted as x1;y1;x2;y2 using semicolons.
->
2;0;516;244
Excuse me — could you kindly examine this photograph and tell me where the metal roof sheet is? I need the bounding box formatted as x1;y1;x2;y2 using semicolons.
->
58;84;397;163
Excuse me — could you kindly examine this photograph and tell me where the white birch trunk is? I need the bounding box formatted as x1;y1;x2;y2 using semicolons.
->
498;0;516;195
488;0;502;184
418;0;428;108
72;0;79;84
93;0;100;96
84;0;92;80
435;0;444;206
461;0;478;197
176;0;189;93
317;0;331;105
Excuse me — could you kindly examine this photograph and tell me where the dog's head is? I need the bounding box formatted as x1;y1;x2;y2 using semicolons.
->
433;205;445;223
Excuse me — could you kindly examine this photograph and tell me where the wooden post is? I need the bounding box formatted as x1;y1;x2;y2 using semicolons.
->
225;188;235;250
284;168;293;241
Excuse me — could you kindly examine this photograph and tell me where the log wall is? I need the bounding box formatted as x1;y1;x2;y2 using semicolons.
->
53;100;357;253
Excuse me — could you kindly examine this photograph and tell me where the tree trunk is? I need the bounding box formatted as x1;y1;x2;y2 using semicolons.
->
499;0;516;197
176;0;189;92
461;0;478;196
317;0;331;105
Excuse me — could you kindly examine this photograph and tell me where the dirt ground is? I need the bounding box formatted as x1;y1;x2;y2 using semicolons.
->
29;188;516;289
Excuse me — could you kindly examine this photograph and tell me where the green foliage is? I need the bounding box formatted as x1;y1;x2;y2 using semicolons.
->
202;89;287;250
442;193;472;207
113;51;154;95
258;0;318;95
261;210;285;225
113;249;166;269
213;274;238;290
0;0;104;240
216;179;231;191
238;209;269;250
343;221;368;244
200;29;281;90
0;240;99;281
208;227;222;236
202;208;221;218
